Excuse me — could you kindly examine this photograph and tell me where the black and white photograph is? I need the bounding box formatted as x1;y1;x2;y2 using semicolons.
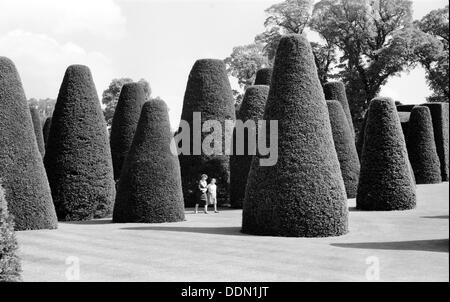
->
0;0;448;287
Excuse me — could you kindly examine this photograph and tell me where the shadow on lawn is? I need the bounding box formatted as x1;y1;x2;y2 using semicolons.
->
61;219;112;225
331;239;449;253
421;215;449;219
121;226;244;236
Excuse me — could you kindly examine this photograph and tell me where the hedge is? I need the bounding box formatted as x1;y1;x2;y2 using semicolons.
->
110;82;146;180
178;59;236;206
113;99;185;223
0;56;57;230
357;97;416;210
406;106;441;184
30;107;45;157
323;81;355;137
44;65;115;221
230;85;269;208
0;185;21;282
421;103;449;181
355;111;367;161
326;100;360;198
242;34;348;237
253;68;272;85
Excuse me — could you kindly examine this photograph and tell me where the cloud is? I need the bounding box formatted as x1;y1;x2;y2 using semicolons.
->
0;30;114;99
0;0;126;40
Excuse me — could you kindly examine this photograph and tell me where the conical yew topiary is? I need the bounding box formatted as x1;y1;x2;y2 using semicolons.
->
29;106;45;157
406;106;441;184
355;111;368;161
43;116;52;149
421;102;449;181
110;82;146;180
323;81;355;137
177;59;236;206
357;97;416;211
44;65;115;221
0;184;21;281
0;56;57;230
113;99;185;223
326;100;360;198
254;68;272;85
242;34;348;237
230;85;269;208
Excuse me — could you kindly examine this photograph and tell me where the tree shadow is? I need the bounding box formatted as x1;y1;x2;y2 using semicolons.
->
421;215;449;219
331;239;449;253
121;225;245;236
61;219;112;225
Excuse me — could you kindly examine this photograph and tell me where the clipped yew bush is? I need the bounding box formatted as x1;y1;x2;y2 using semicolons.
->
323;81;355;136
326;100;360;198
406;106;441;184
42;117;52;149
242;34;348;237
30;107;45;157
0;56;57;230
357;97;416;210
355;111;368;161
110;82;146;180
0;184;21;282
421;102;449;181
230;85;269;208
113;99;185;223
44;65;115;221
178;59;236;206
396;104;415;112
254;68;272;85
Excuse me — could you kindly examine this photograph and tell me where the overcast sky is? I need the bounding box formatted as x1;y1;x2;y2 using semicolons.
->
0;0;447;128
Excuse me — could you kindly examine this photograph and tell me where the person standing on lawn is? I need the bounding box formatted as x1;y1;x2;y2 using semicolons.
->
195;174;208;214
207;178;218;213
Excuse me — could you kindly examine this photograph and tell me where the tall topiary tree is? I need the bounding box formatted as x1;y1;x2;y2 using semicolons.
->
230;85;269;208
326;100;360;198
406;106;441;184
44;65;115;221
323;81;355;137
242;34;348;237
253;68;272;85
110;82;146;180
178;59;236;206
0;56;57;230
357;97;416;211
42;116;52;149
421;103;449;181
0;184;21;282
113;100;185;223
355;111;368;161
29;106;45;157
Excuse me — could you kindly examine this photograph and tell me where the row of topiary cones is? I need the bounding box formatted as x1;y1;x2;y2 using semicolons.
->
1;33;447;237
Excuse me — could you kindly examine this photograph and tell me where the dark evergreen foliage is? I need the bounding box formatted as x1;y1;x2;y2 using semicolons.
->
30;107;45;157
253;68;272;85
323;81;355;136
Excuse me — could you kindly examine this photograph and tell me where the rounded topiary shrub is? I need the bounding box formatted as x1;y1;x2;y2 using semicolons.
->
357;97;416;211
113;99;185;223
0;56;57;230
326;100;360;198
230;85;269;208
44;65;115;221
421;102;449;181
110;82;146;180
0;184;21;282
178;59;236;207
323;81;355;137
406;106;441;184
254;68;272;85
242;34;348;237
30;107;45;157
42;117;52;150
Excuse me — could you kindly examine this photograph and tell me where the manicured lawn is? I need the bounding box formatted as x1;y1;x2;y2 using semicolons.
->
17;183;448;281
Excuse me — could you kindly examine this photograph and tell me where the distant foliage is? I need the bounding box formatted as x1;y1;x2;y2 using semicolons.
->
29;106;45;157
0;184;21;282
